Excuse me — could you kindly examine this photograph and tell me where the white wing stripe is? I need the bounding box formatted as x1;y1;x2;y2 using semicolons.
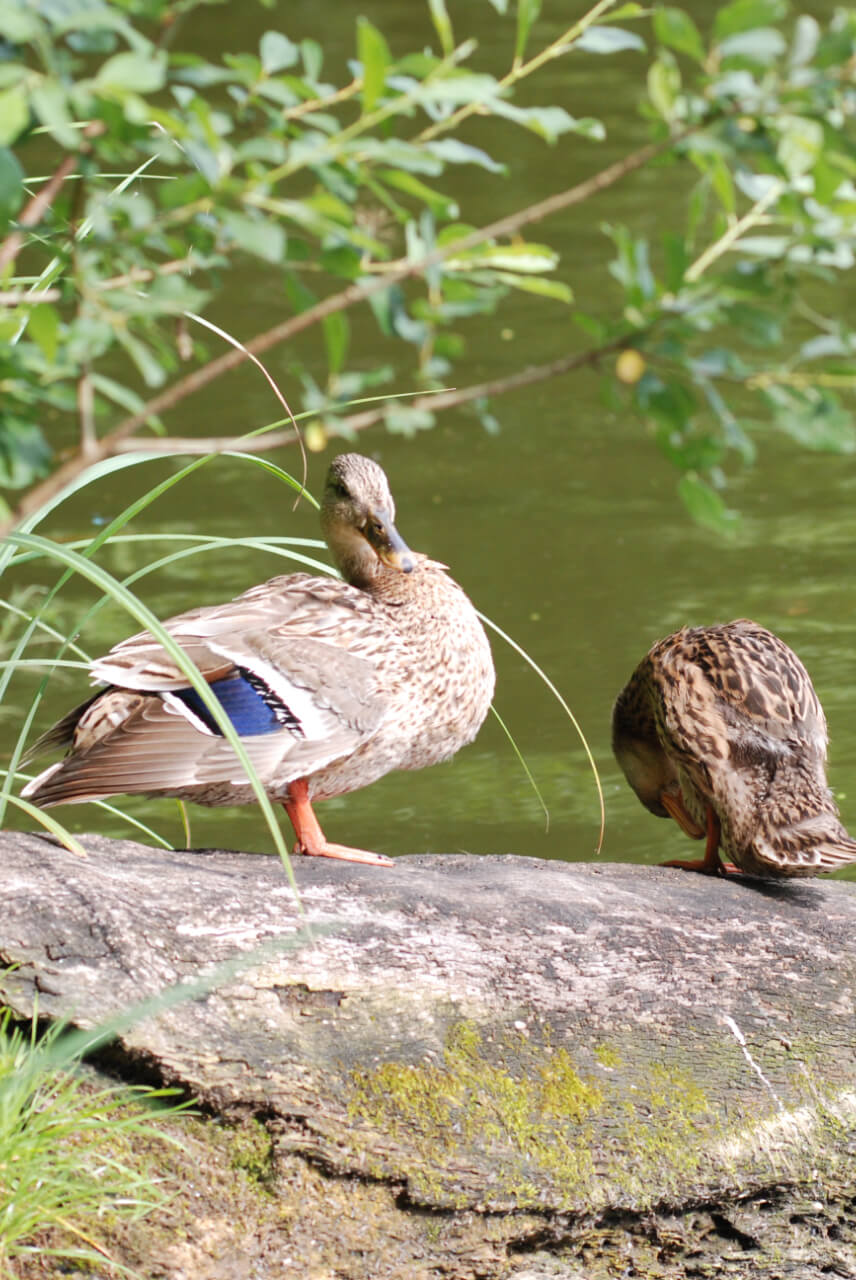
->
210;646;333;741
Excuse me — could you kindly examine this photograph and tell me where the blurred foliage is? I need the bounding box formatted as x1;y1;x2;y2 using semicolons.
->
0;0;854;532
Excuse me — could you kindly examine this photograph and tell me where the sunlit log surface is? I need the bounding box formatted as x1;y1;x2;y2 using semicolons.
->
3;829;856;1278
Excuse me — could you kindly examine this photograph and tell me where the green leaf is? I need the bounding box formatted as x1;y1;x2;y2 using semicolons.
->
0;65;27;91
576;26;646;54
357;138;443;175
0;85;29;147
789;15;819;68
301;39;323;80
427;0;454;57
686;177;709;247
0;146;23;222
777;116;824;180
436;221;478;245
95;51;167;95
260;31;298;73
357;17;390;114
90;373;147;416
0;419;51;488
379;168;458;220
53;6;151;53
0;3;43;42
677;473;738;535
284;272;317;315
491;271;572;302
115;330;168;387
220;211;286;263
708;153;736;215
653;8;705;63
515;0;542;63
811;155;842;204
766;387;856;454
647;53;681;121
30;78;79;149
415;71;502;105
425;139;506;173
662;232;689;291
574;311;608;342
323;311;350;376
26;304;59;363
725;301;782;346
489;100;604;143
384;405;435;435
718;28;786;64
714;0;787;40
445;242;559;273
367;285;426;343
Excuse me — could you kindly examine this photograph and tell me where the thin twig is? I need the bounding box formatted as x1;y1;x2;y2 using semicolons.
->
747;370;856;390
417;0;621;144
114;429;300;454
96;257;198;292
283;78;363;121
685;179;785;282
0;289;61;304
329;331;637;436
77;371;96;458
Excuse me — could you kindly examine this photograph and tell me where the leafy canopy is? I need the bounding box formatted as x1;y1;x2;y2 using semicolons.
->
0;0;855;532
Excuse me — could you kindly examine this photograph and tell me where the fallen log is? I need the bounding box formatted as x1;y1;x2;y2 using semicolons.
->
3;829;856;1277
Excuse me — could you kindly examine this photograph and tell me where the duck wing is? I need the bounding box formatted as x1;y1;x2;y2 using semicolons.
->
652;620;827;773
23;573;390;805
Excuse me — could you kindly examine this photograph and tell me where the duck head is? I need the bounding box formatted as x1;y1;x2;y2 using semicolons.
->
321;453;415;587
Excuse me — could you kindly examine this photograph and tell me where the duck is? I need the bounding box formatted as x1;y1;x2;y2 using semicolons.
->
611;618;856;877
22;452;496;867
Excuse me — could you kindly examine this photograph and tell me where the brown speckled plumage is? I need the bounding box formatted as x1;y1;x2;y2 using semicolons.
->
22;454;495;865
612;619;856;877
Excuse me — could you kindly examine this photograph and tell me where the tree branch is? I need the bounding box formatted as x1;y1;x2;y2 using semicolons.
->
326;330;638;437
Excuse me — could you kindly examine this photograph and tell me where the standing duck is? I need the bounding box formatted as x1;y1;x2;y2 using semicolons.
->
612;619;856;877
22;453;495;866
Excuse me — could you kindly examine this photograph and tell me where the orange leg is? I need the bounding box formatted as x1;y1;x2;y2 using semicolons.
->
283;778;393;867
660;790;705;840
660;803;739;876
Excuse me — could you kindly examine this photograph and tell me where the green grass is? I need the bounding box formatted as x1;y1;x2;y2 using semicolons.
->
0;1008;183;1272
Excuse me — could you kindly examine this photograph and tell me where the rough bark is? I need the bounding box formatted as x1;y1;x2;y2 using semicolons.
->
3;829;856;1277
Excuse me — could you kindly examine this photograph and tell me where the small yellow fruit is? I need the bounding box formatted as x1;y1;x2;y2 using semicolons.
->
304;421;327;453
616;349;646;384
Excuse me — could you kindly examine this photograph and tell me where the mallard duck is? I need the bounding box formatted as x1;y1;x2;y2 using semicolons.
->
612;619;856;877
22;453;495;866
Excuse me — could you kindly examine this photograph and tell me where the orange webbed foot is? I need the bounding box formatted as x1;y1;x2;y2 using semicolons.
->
284;780;393;868
659;804;732;875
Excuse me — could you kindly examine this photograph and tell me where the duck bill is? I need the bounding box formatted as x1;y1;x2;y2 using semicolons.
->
371;516;415;573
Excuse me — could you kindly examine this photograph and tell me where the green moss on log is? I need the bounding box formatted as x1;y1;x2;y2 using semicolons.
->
348;1020;734;1209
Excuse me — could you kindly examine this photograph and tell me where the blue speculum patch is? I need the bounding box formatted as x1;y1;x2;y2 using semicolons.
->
174;672;288;736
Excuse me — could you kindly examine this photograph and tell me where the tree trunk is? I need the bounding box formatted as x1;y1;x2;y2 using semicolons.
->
3;829;856;1277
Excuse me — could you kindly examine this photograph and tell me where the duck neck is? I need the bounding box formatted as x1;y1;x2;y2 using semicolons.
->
326;523;382;590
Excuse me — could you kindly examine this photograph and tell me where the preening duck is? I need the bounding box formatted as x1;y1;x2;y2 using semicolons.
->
23;453;496;866
612;619;856;877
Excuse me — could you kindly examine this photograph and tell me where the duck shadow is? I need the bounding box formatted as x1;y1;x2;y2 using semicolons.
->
722;871;825;911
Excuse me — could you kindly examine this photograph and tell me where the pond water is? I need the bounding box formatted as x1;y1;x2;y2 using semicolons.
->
9;1;856;877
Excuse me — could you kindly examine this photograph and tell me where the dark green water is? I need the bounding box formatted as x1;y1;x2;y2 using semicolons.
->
10;1;856;875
